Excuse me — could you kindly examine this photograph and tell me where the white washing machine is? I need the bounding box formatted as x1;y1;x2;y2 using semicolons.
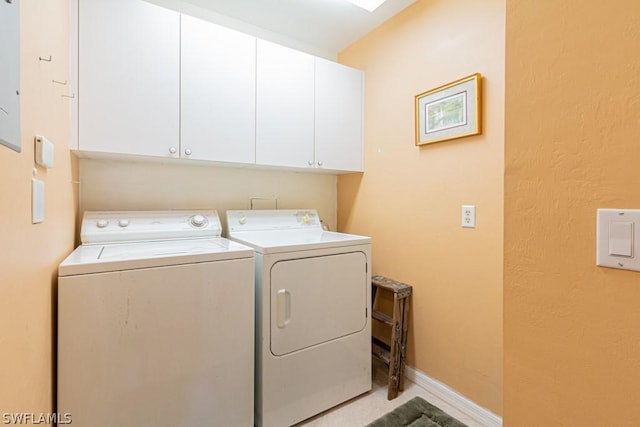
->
58;210;255;427
225;209;372;427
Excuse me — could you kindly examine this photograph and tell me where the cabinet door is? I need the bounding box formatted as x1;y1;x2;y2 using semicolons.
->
256;39;315;168
181;15;256;164
78;0;180;157
315;58;364;172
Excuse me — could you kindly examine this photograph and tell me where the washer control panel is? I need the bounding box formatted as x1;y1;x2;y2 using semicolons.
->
81;210;220;244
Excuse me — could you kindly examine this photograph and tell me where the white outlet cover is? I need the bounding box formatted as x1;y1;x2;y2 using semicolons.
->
462;205;476;228
596;208;640;272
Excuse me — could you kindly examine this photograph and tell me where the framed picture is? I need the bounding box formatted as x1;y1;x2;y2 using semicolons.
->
415;73;482;146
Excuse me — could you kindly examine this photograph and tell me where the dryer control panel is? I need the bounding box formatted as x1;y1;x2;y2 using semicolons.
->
227;209;321;232
81;210;222;244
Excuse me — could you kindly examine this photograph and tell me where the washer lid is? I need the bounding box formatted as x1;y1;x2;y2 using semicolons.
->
228;229;370;254
59;238;253;277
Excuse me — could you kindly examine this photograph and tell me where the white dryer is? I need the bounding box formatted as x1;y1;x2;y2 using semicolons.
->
226;209;372;427
58;210;255;427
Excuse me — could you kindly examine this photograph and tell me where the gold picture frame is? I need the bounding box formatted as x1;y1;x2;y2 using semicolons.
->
415;73;482;146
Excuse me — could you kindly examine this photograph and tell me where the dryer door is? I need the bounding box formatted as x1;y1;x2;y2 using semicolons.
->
270;251;367;356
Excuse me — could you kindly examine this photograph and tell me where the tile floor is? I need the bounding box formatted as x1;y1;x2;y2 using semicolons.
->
295;360;481;427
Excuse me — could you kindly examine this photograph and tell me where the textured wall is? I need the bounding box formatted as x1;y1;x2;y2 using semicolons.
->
0;0;78;413
338;0;504;414
504;1;640;425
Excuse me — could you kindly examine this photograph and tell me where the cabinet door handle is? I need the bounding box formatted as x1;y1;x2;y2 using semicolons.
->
317;160;323;167
184;148;192;156
169;146;177;154
308;160;314;166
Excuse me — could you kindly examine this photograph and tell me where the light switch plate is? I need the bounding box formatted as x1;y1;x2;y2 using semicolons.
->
596;209;640;272
32;178;44;224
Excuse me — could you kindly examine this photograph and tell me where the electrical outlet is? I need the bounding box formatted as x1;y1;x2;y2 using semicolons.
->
462;205;475;228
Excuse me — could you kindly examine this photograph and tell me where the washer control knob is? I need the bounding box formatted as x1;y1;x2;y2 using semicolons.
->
190;214;206;227
118;219;130;228
169;146;177;154
96;219;109;228
302;213;310;224
239;216;247;225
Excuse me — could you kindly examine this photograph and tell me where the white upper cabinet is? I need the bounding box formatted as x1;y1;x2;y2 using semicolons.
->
181;15;256;164
256;39;315;169
78;0;180;157
256;40;364;172
74;0;364;173
315;58;364;172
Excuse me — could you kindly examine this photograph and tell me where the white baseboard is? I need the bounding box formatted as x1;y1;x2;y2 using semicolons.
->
406;366;502;427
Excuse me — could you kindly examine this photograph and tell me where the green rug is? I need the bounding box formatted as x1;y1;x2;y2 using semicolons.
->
366;397;468;427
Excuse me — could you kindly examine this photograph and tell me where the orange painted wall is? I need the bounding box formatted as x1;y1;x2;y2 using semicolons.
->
504;1;640;425
0;0;77;413
338;0;504;414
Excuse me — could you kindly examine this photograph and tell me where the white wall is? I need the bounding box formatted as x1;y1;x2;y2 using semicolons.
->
79;158;338;233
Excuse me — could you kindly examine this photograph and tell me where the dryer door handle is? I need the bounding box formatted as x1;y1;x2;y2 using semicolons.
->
276;289;291;328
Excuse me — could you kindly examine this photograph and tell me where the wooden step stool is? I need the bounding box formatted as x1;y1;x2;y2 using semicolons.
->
371;275;412;400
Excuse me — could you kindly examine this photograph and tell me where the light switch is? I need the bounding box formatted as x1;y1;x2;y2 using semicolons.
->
609;222;633;257
32;178;44;224
597;209;640;272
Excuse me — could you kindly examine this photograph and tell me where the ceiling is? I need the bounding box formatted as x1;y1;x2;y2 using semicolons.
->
176;0;417;56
